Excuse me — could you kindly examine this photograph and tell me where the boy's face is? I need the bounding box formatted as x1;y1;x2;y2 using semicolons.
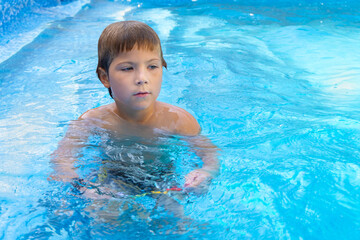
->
100;47;163;112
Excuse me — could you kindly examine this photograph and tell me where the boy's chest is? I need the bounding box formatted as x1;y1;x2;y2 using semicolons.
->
101;112;180;137
99;117;158;138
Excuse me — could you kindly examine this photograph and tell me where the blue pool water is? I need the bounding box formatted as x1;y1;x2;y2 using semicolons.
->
1;0;360;239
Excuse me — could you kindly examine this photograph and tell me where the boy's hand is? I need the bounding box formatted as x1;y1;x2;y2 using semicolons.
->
71;179;118;200
184;168;212;193
81;187;114;200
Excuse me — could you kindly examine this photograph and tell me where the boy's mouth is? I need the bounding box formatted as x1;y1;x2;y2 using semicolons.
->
134;91;150;97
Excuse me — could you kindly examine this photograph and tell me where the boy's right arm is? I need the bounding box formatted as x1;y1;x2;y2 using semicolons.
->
50;119;90;182
50;116;116;200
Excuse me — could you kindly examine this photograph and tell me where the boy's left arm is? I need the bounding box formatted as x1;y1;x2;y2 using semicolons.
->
175;108;220;191
184;135;220;190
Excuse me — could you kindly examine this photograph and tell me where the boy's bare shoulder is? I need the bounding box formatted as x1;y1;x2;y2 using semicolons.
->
78;103;114;121
158;101;201;136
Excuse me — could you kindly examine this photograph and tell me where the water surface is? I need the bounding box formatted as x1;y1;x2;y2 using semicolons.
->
1;0;360;239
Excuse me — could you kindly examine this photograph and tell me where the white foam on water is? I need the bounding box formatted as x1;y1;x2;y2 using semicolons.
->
137;8;177;41
109;6;134;21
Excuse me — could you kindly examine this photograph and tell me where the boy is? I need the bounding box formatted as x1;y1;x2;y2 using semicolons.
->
51;21;219;198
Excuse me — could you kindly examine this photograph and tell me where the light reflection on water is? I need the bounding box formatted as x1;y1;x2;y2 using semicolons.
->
1;0;360;239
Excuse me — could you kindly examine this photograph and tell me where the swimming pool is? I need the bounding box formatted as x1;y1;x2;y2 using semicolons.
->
1;0;360;238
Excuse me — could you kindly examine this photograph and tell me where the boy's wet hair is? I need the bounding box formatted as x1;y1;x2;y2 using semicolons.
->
96;21;167;98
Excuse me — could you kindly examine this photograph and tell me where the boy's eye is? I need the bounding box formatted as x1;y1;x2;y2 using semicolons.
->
148;65;158;70
121;67;133;71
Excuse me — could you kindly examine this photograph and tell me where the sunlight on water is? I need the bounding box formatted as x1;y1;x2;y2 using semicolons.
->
1;0;360;239
261;24;360;101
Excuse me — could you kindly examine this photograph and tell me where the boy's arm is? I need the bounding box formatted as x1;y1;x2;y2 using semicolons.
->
50;119;90;182
50;118;117;200
175;109;220;189
184;135;220;189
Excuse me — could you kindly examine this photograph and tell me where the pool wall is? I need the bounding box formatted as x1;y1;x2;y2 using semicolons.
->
0;0;89;63
1;0;69;27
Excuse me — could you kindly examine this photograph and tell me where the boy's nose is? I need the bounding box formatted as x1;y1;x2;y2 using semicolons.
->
136;79;148;85
135;69;148;85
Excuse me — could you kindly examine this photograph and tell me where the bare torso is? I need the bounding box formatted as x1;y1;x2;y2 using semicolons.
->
79;101;200;138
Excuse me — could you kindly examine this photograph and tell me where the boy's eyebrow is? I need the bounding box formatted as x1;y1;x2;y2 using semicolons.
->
115;58;161;66
115;61;134;66
146;58;161;62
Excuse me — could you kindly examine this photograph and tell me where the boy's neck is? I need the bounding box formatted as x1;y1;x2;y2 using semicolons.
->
113;102;156;125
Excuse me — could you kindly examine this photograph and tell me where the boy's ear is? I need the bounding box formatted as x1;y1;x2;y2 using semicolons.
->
98;68;110;88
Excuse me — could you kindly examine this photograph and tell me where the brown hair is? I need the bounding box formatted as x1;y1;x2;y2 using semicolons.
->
96;21;167;98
